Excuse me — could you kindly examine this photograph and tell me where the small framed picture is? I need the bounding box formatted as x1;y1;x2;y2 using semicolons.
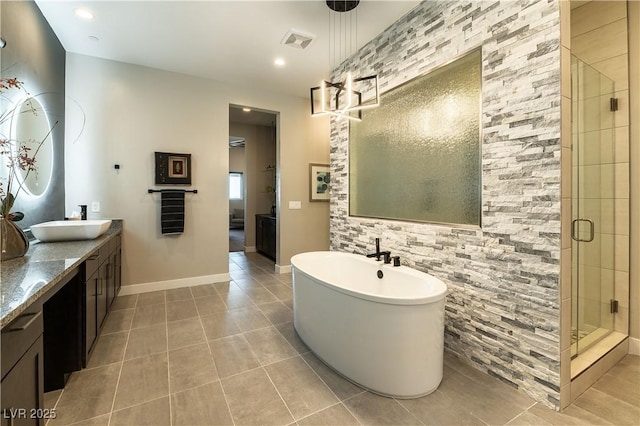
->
309;163;330;202
155;152;192;185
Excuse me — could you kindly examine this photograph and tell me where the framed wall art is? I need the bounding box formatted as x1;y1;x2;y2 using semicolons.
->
155;152;192;185
309;163;330;202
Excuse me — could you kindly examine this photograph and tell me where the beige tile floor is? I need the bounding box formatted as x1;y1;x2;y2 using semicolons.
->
44;252;640;426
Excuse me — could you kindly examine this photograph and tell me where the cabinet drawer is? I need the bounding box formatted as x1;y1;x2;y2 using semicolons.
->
85;242;111;278
85;252;101;278
1;307;43;380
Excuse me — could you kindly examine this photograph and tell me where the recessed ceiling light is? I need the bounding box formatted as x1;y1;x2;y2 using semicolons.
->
242;108;251;112
74;8;94;20
274;58;285;67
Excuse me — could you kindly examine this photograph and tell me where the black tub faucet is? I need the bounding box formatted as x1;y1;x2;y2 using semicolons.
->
366;238;381;260
366;238;391;262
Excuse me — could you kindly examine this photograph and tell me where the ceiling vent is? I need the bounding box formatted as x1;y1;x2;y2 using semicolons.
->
281;29;315;50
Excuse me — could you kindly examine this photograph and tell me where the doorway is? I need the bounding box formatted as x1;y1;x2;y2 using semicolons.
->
228;105;278;260
228;136;245;253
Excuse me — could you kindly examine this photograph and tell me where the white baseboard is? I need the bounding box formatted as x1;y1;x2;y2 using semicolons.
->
629;337;640;356
119;273;231;295
245;246;257;252
276;264;291;274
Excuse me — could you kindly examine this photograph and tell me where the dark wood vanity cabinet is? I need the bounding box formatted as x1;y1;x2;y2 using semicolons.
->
1;307;44;426
84;236;122;364
1;227;122;422
256;214;276;261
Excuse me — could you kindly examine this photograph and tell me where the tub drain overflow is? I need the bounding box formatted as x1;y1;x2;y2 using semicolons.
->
377;270;384;279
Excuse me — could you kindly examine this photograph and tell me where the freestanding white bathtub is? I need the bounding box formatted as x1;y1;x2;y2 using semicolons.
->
291;251;447;399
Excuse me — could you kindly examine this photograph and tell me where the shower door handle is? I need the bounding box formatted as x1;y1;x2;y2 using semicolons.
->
571;218;595;242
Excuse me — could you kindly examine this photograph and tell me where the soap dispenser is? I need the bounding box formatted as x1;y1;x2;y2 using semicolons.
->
79;205;87;220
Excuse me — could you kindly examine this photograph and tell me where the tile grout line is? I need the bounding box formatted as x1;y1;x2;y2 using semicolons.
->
244;326;300;364
578;386;640;411
152;290;173;426
262;364;297;424
239;331;264;369
216;361;264;382
44;389;64;426
293;401;357;425
205;362;236;425
502;410;528;426
525;400;538;412
278;312;367;425
274;352;364;424
105;294;137;426
209;330;297;382
295;349;367;424
339;392;372;426
196;287;237;426
392;396;427;426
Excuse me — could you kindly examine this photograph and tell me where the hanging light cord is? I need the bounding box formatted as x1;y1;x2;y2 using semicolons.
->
327;1;360;74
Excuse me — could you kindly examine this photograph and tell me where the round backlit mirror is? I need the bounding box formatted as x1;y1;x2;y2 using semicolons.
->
13;97;54;197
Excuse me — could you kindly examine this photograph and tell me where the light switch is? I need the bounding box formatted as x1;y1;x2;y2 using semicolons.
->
289;201;302;209
91;201;100;213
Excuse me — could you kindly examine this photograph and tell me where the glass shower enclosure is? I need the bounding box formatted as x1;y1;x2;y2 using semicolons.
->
570;56;617;357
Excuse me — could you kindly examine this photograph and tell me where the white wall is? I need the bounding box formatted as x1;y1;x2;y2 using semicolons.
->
65;53;330;287
282;114;331;261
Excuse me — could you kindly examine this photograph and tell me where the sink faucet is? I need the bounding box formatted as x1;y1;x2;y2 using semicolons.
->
366;238;391;263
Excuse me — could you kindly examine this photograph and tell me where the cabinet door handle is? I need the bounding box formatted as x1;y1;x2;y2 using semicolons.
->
96;278;103;296
6;311;41;332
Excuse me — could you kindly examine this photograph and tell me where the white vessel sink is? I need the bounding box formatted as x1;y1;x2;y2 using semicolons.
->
31;220;112;242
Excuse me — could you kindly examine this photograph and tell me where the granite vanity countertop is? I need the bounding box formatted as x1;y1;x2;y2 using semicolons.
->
0;220;122;329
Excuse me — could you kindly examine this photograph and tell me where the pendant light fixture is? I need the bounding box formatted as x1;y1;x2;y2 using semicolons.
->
310;0;379;121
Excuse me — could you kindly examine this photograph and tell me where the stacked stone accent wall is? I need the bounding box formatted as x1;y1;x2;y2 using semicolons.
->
329;0;562;408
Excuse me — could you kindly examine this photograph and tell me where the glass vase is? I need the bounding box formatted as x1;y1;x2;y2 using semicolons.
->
1;217;29;261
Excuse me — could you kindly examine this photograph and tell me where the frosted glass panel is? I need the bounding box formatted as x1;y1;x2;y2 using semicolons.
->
349;50;481;226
